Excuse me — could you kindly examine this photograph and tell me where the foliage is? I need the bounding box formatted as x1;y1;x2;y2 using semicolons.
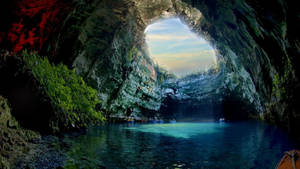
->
128;47;137;63
155;65;177;83
22;50;105;130
123;47;137;69
271;59;294;100
272;73;283;98
266;58;296;123
1;95;40;169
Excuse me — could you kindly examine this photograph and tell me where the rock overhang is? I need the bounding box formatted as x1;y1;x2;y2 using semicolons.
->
0;0;299;137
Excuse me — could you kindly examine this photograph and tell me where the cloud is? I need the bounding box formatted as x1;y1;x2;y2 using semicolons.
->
145;18;217;76
145;22;169;32
151;50;217;76
145;18;185;33
163;40;209;50
153;50;216;59
146;34;192;41
147;40;213;55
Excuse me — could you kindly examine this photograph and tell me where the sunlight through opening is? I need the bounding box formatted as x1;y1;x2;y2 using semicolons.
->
145;18;217;77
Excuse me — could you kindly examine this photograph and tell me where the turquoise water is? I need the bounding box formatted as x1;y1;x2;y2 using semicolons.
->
125;123;225;139
62;121;297;169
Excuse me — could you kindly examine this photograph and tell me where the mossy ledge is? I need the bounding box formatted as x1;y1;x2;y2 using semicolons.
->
0;50;105;133
0;50;106;168
0;95;40;169
22;51;105;133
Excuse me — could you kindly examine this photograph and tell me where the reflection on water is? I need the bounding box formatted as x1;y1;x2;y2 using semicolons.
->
62;121;297;169
125;123;227;139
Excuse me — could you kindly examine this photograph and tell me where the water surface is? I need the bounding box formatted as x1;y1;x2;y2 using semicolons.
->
62;121;297;169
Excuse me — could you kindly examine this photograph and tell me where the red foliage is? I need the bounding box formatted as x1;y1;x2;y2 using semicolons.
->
0;33;4;43
4;0;71;53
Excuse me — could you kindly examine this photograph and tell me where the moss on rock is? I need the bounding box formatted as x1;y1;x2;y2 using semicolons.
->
265;58;298;131
0;95;40;169
22;51;105;133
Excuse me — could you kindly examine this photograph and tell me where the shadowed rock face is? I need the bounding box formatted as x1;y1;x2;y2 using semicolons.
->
0;0;299;137
49;0;264;120
58;0;299;137
0;96;40;169
0;53;55;133
159;71;226;121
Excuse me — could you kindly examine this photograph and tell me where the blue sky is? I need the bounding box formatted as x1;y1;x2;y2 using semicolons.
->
145;18;217;77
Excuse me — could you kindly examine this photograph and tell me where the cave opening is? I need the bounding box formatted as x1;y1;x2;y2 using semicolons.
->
142;15;257;122
1;0;300;168
48;0;262;123
144;17;228;122
145;17;226;121
145;17;218;77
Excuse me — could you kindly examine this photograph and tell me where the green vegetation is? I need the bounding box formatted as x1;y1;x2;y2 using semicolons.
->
272;73;284;98
122;47;138;70
22;51;105;131
127;47;137;63
155;65;177;84
265;58;296;123
271;59;294;100
1;95;40;169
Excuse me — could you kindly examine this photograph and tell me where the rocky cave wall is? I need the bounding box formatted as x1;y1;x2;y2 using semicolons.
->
159;69;226;121
0;0;299;136
179;0;299;134
51;0;265;120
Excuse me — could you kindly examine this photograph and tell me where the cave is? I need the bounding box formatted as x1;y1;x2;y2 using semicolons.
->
0;0;299;168
145;17;226;121
50;0;266;122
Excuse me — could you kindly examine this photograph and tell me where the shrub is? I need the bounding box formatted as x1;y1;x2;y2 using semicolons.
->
22;51;105;131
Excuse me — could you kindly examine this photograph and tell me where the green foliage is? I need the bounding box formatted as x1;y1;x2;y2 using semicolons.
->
272;73;283;98
22;51;105;130
123;47;137;69
266;58;296;123
271;59;294;100
128;47;137;62
155;65;177;83
1;95;40;169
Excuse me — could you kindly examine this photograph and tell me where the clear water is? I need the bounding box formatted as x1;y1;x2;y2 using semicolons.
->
62;121;297;169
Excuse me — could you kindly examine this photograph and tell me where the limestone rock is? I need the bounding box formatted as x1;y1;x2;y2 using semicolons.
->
0;96;40;168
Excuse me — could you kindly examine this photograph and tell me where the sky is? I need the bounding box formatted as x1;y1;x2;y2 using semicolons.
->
145;18;217;77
